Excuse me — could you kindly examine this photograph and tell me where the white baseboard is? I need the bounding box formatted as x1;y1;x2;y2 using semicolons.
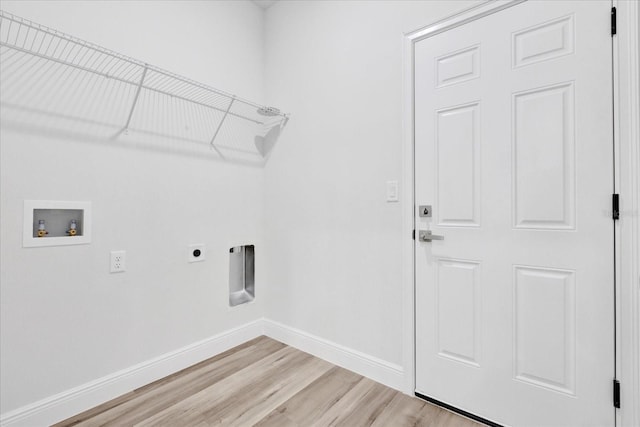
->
1;318;407;426
0;319;264;427
263;319;405;392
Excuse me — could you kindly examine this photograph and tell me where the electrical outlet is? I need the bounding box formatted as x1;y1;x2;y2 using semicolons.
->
188;244;206;263
110;250;126;273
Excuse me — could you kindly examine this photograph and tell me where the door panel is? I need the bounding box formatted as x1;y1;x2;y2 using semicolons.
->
514;265;576;395
414;1;614;426
513;82;575;229
436;258;481;367
436;103;481;227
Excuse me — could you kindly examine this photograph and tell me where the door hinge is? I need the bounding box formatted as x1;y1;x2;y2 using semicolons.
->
613;379;621;408
611;7;617;36
612;194;620;220
412;229;416;240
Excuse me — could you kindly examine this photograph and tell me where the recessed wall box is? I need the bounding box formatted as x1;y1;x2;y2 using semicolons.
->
23;200;92;247
229;245;255;307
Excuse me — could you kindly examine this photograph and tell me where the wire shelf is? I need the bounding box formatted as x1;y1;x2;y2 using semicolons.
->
0;10;288;164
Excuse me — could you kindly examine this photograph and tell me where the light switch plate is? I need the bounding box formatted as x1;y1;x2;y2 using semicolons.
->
386;180;399;202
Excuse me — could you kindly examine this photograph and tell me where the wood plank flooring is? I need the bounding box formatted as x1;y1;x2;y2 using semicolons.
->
55;336;483;427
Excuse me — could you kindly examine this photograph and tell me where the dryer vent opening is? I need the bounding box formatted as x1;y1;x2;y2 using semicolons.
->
229;245;255;307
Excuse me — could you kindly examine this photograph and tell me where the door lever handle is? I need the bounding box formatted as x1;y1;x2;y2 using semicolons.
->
418;230;444;242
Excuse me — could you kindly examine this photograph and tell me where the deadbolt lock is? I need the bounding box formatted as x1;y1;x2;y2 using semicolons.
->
419;205;432;217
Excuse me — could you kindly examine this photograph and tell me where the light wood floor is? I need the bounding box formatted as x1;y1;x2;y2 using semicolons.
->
55;336;483;427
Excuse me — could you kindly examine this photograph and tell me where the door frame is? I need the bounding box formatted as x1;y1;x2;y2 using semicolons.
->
400;1;640;425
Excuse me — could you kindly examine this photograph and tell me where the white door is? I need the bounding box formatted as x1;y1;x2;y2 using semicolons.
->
414;1;615;426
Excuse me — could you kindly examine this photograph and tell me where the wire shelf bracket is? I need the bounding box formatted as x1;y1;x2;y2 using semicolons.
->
112;64;148;140
209;96;236;160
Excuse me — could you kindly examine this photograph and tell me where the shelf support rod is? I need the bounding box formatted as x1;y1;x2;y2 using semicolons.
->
111;64;148;140
208;96;236;159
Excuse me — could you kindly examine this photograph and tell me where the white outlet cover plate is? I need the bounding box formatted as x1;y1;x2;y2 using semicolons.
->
188;244;206;263
110;250;126;273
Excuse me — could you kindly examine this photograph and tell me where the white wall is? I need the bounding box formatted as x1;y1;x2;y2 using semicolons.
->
263;1;478;367
3;1;638;425
0;1;265;100
0;0;266;415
